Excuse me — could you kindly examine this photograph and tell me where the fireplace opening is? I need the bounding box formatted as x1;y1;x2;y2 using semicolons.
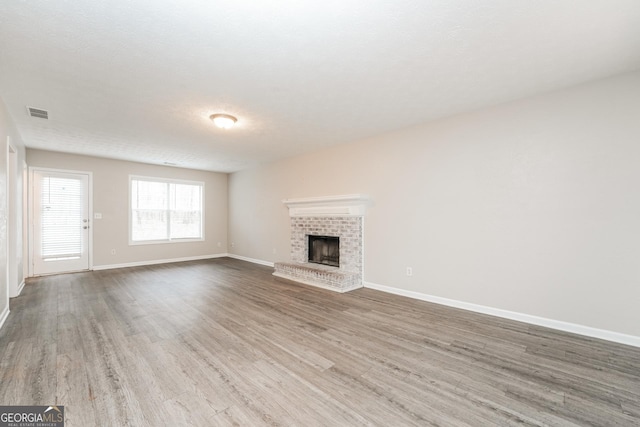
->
308;235;339;267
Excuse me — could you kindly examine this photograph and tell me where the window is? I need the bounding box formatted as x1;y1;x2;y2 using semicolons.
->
130;176;204;244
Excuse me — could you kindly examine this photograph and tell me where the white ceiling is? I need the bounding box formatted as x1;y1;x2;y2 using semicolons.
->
1;1;640;172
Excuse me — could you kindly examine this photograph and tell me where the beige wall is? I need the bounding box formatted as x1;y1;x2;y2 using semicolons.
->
27;150;228;268
229;71;640;337
0;98;27;321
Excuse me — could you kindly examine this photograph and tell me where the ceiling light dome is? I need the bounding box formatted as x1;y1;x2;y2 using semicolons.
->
210;113;237;129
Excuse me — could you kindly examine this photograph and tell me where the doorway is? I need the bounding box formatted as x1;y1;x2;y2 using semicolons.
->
30;168;91;275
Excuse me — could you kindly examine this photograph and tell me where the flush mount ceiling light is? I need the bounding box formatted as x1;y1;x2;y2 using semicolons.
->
210;113;237;129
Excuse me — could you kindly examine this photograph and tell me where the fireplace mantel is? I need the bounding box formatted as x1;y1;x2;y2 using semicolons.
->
282;194;370;217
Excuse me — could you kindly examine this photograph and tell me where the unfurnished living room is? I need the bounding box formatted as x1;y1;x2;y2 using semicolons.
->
1;1;640;426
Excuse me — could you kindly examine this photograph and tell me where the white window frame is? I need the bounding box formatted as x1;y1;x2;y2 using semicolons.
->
129;175;205;245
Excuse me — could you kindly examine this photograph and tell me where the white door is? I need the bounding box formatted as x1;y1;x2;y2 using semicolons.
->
32;169;90;275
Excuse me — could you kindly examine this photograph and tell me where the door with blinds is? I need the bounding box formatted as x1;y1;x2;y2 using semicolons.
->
31;169;90;275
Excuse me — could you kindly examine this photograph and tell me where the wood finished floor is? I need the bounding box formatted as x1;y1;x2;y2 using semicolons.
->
1;258;639;426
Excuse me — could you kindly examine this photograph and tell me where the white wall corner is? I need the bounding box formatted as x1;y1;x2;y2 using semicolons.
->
363;281;640;349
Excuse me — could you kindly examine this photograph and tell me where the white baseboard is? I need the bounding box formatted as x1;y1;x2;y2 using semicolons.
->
8;279;25;298
16;279;25;297
93;253;229;271
227;253;275;268
0;304;9;331
363;281;640;348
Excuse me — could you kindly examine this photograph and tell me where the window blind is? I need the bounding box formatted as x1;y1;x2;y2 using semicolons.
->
41;176;83;260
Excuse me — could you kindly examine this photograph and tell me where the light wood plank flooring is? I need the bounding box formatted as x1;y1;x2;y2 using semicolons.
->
1;258;639;426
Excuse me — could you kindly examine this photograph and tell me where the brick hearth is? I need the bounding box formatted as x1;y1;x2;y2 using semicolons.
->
273;195;369;292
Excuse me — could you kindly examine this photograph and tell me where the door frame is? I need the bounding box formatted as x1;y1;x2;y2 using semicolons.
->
28;166;93;276
6;140;18;297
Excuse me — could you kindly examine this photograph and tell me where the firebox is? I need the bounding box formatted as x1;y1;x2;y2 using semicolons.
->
308;235;339;267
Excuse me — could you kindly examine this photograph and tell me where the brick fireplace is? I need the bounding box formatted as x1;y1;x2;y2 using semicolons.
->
273;194;369;292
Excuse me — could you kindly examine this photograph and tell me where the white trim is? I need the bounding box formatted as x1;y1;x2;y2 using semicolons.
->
128;237;205;246
93;253;228;271
273;271;362;293
227;253;275;267
22;160;29;280
88;170;94;271
7;140;18;297
0;305;9;331
363;281;640;348
5;137;11;304
16;279;25;297
27;166;93;176
283;194;370;217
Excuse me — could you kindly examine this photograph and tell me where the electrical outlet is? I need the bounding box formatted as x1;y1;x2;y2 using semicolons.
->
272;247;277;254
217;242;221;247
406;267;413;276
111;249;116;255
231;242;235;247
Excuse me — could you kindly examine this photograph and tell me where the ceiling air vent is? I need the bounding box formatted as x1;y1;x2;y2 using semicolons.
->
27;106;49;119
